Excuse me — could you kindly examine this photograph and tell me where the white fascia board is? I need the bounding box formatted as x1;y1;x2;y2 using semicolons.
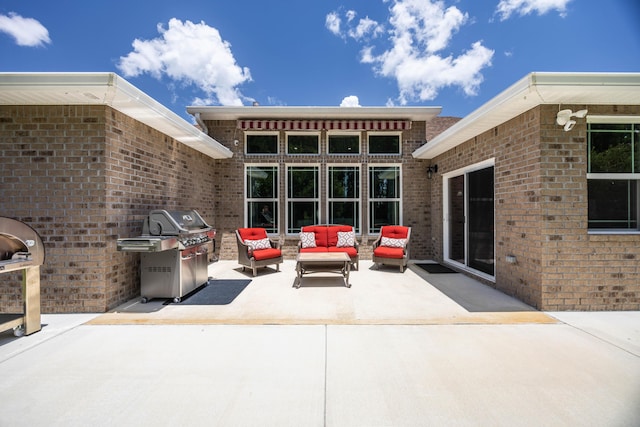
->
412;72;640;160
187;105;442;121
0;72;233;159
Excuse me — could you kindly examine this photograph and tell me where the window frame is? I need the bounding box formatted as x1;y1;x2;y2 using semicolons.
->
286;164;320;234
327;131;361;155
245;131;279;155
286;131;320;155
327;164;361;233
245;164;279;233
367;132;402;155
368;164;402;234
587;116;640;234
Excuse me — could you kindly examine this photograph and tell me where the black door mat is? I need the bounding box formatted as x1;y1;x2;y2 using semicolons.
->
414;263;458;274
164;279;252;305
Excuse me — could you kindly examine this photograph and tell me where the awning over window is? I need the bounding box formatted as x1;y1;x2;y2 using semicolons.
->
237;119;412;131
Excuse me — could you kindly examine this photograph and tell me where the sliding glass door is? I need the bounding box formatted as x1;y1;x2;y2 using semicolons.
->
444;162;495;277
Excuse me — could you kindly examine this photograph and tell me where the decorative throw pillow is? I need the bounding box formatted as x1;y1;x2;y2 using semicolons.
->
381;236;406;248
336;231;355;247
299;231;317;248
245;237;271;251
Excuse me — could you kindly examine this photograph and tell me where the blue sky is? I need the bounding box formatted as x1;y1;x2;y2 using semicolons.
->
1;0;639;120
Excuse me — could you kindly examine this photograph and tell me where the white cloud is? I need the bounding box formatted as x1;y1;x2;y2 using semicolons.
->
326;10;384;41
340;95;361;107
348;17;385;41
331;0;494;104
118;18;251;106
495;0;572;21
387;0;468;53
325;12;342;36
0;12;50;47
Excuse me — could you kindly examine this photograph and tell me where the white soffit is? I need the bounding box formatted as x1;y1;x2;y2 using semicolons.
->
412;72;640;160
0;72;233;159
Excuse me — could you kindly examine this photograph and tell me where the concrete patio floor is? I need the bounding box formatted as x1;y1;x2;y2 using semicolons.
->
0;260;638;426
88;260;554;325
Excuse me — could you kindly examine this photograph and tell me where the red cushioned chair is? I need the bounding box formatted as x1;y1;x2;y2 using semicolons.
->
372;225;411;272
236;228;283;277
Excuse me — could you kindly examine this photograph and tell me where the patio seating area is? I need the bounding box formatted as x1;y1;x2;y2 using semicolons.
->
89;259;552;326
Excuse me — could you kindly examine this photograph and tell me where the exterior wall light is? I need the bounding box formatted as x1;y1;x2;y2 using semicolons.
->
556;109;588;132
427;164;438;180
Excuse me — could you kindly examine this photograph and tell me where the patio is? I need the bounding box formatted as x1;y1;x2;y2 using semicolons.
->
89;260;554;326
1;260;639;426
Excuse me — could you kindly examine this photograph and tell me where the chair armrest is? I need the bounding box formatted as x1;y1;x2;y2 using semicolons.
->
269;238;281;249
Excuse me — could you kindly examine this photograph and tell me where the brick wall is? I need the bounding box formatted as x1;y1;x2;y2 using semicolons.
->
205;119;433;262
538;104;640;310
1;105;220;313
430;105;640;310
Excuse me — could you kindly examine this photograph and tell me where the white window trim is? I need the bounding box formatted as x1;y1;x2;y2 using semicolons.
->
245;131;279;155
326;131;361;155
586;115;640;124
285;131;320;155
367;132;403;155
286;163;320;235
368;163;403;234
327;163;362;233
245;164;279;232
442;158;496;282
587;117;640;234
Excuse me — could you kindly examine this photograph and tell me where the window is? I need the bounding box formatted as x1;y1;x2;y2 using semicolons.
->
246;165;278;233
246;132;278;154
368;165;401;233
287;133;319;154
587;119;640;231
368;133;401;154
287;165;319;233
328;165;360;232
328;133;360;154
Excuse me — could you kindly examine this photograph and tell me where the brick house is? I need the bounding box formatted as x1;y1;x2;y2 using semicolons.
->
1;72;638;312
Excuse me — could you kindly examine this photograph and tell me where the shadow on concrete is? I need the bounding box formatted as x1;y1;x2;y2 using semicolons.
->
408;263;536;313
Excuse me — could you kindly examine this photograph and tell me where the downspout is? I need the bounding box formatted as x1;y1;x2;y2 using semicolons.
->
194;112;209;135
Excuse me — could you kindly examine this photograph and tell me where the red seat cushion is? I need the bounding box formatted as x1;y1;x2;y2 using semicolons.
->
328;246;358;258
252;248;281;261
300;247;329;253
373;246;404;259
380;225;409;239
238;228;268;241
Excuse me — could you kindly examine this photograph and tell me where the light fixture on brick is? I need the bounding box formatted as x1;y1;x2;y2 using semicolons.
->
556;108;588;131
426;164;438;180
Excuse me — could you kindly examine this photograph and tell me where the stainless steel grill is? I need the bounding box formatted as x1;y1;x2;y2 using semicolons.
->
117;210;215;303
0;217;44;336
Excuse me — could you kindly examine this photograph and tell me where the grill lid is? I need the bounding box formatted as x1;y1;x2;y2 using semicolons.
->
142;210;212;236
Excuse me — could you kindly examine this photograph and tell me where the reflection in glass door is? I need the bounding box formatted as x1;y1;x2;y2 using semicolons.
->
445;165;495;277
448;175;465;264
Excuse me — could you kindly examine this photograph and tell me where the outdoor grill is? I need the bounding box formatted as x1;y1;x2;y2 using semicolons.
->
117;209;215;303
0;217;44;337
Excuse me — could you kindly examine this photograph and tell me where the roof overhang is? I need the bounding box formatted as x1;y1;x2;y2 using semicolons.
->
412;72;640;160
186;105;442;122
0;72;233;159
